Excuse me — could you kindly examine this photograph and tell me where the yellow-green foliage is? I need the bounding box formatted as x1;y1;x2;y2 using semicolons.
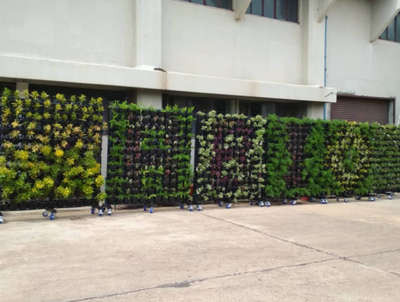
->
0;89;106;204
326;121;369;196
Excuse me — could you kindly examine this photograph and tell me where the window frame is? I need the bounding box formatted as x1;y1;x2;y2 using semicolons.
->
380;13;400;43
183;0;233;10
246;0;299;23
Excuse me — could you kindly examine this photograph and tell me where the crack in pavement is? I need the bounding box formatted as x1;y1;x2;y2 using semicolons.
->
61;257;337;302
200;212;400;279
200;212;342;259
61;211;400;302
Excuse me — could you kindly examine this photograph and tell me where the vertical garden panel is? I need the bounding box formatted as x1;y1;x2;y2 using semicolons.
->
195;111;266;205
106;103;194;208
0;89;105;211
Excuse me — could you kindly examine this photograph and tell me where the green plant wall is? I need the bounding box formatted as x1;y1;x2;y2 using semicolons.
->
195;113;400;203
0;89;105;210
302;120;337;197
264;115;292;199
107;103;193;208
325;121;370;197
195;111;266;204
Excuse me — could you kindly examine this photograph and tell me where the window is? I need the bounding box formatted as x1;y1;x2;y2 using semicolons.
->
247;0;298;23
182;0;232;10
380;13;400;43
239;101;263;116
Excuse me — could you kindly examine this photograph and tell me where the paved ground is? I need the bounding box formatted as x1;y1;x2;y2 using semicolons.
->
1;198;400;302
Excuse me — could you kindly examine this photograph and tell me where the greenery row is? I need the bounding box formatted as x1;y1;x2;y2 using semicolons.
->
195;111;400;202
0;89;105;210
1;89;399;211
106;102;194;207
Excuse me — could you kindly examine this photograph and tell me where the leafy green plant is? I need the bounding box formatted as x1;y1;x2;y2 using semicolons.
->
0;89;105;210
302;120;337;197
264;115;292;199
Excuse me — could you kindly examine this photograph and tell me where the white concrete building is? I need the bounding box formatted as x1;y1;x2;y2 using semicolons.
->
0;0;399;123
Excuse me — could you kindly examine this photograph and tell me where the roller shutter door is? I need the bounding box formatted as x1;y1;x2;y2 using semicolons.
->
331;96;389;124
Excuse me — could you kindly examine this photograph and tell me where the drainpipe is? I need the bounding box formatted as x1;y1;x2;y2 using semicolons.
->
323;15;328;120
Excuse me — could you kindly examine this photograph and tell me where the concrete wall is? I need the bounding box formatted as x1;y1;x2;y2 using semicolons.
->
0;0;136;67
327;0;400;123
163;0;304;84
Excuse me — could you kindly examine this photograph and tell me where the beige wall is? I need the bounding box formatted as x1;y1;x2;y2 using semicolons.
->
163;0;303;84
0;0;136;67
5;0;400;120
327;0;400;123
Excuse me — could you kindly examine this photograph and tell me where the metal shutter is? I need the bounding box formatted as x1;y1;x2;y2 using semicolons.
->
331;96;389;124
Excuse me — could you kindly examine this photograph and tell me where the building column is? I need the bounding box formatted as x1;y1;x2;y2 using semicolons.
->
395;96;400;125
302;0;326;119
262;103;276;117
307;103;326;120
137;89;163;109
227;99;239;114
135;0;163;69
16;81;29;95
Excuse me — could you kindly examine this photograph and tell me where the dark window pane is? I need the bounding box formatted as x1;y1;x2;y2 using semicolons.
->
380;28;387;40
246;0;297;22
264;0;274;18
396;16;400;42
250;0;263;16
246;4;251;13
190;0;204;4
288;0;298;22
250;103;262;116
276;0;288;20
206;0;217;6
239;102;250;115
207;0;231;9
221;0;232;9
388;21;395;40
215;100;227;114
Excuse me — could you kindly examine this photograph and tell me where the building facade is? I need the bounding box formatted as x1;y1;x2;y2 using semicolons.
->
0;0;399;123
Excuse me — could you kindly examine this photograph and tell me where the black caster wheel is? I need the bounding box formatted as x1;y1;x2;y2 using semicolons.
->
49;210;56;220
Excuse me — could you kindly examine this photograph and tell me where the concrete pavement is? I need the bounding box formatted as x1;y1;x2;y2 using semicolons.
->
1;198;400;302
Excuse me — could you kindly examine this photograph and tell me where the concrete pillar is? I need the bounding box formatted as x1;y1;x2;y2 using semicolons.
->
227;99;239;114
302;1;328;119
262;103;276;117
394;97;400;125
101;134;108;197
135;0;163;68
137;89;163;109
16;81;29;96
306;103;325;119
302;0;325;87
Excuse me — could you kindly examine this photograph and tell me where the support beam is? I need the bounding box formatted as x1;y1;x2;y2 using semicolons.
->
0;54;336;103
370;0;400;42
233;0;251;20
317;0;337;22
